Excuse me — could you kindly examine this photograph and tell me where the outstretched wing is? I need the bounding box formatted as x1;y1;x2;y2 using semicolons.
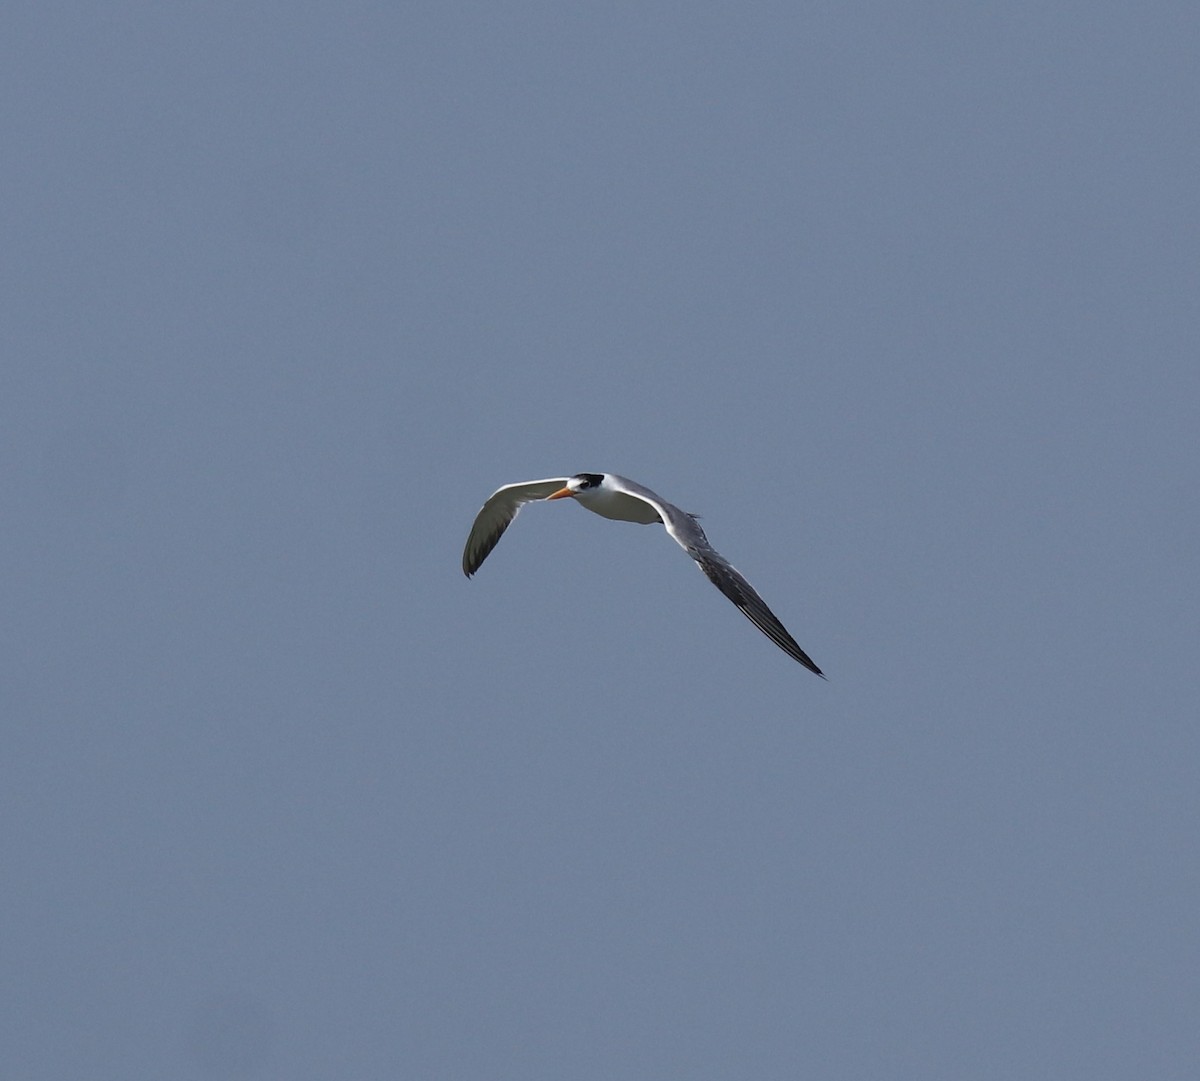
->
690;541;825;677
648;492;824;677
462;478;569;577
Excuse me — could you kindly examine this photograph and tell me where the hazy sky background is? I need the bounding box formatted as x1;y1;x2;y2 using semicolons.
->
4;2;1198;1078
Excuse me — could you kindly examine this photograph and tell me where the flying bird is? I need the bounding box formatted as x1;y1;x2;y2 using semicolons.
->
462;473;824;676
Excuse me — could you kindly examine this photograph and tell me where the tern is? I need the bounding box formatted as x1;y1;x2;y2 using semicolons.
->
462;473;824;676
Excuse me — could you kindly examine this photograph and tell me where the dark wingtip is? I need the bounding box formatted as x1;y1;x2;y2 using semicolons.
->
798;658;826;679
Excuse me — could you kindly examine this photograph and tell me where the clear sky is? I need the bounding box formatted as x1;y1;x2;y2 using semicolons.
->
3;2;1198;1078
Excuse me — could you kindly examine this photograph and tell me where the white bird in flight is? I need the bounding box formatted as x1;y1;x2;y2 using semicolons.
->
462;473;824;676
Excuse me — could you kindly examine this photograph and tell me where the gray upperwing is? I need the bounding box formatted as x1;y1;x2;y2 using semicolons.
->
661;511;824;677
462;478;568;576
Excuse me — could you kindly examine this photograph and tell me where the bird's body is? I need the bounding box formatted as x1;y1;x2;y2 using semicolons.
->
462;473;824;677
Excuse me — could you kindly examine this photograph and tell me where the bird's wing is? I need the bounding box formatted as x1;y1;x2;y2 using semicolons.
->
644;489;825;677
462;478;569;577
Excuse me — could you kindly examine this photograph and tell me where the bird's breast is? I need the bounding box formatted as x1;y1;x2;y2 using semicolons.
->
578;489;662;524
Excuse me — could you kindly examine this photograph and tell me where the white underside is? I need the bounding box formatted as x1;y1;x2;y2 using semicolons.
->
575;487;662;524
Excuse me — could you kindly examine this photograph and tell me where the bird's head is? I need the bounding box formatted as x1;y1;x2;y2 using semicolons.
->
546;473;606;501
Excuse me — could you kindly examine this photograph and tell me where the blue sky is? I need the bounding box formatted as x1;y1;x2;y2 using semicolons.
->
3;2;1198;1078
